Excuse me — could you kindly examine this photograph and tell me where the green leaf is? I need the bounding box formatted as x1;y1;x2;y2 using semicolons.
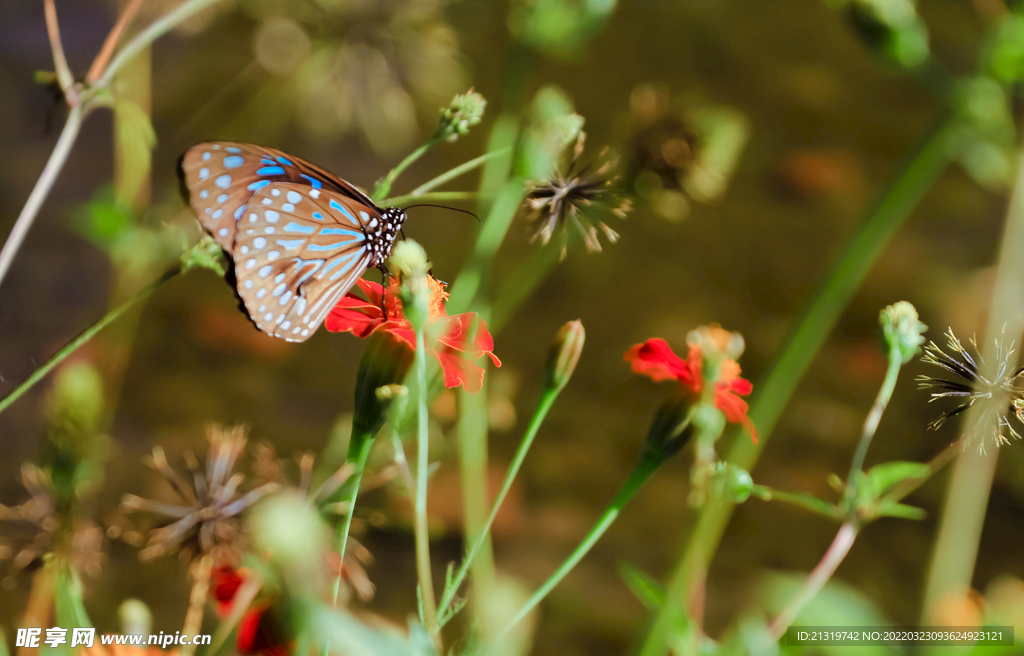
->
875;499;927;521
114;98;157;207
767;489;840;520
866;461;931;496
619;561;666;609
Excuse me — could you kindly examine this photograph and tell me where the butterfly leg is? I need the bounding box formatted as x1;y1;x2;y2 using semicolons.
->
378;264;391;315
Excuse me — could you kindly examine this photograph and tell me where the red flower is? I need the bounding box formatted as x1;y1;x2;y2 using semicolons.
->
326;276;500;393
236;599;291;656
211;564;247;617
625;336;757;443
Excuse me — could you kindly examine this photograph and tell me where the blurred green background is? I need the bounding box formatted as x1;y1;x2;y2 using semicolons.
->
1;0;1023;654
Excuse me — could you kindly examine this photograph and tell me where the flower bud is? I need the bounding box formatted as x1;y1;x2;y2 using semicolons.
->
544;320;585;391
714;462;754;503
880;301;926;363
643;394;697;463
248;491;327;587
389;240;431;330
436;89;486;142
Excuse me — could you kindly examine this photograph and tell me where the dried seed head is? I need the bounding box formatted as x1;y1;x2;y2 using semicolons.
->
918;328;1024;453
122;424;279;564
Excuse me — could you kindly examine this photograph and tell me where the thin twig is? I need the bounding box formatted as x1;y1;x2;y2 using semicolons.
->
408;147;512;197
0;262;182;413
43;0;74;93
182;555;213;656
0;105;84;291
883;440;962;504
86;0;147;84
97;0;228;88
767;522;858;640
378;190;477;208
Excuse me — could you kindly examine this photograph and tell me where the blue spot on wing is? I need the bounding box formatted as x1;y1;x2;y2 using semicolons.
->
225;147;242;153
308;241;360;252
318;227;364;240
223;156;244;168
322;252;361;278
329;199;358;224
276;239;305;251
283;222;315;235
215;175;231;189
277;156;294;166
300;175;323;189
248;180;271;191
311;212;325;221
261;158;276;165
235;204;246;220
329;253;366;280
257;166;285;176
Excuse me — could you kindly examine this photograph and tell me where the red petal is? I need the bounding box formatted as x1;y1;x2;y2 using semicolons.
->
433;350;485;393
625;338;699;388
236;604;264;654
431;313;500;367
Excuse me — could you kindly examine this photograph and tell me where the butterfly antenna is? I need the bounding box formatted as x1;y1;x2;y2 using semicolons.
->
402;203;480;224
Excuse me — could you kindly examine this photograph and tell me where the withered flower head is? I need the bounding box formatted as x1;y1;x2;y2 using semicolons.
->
121;424;279;563
0;463;103;589
917;328;1024;453
523;132;631;260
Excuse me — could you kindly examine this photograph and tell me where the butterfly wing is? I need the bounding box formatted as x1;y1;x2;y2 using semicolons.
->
234;183;382;342
178;142;377;249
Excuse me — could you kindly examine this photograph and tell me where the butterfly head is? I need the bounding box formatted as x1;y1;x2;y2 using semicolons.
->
367;207;407;266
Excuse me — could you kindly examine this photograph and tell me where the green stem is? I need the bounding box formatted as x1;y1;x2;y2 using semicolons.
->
373;140;438;202
329;429;375;605
96;0;229;88
0;263;182;415
846;349;903;499
378;191;478;208
322;427;374;656
414;326;439;635
490;239;565;332
408;148;513;197
437;387;561;625
0;104;83;290
456;381;496;621
447;178;527;314
496;450;663;640
638;113;958;656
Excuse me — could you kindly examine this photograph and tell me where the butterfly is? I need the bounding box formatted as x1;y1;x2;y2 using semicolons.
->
178;142;406;343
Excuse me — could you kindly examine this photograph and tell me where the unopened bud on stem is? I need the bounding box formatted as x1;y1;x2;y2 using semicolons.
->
544;320;585;391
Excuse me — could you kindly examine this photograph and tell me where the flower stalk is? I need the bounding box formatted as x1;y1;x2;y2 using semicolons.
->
767;522;858;640
847;302;925;501
436;321;584;627
495;448;665;640
413;319;439;637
